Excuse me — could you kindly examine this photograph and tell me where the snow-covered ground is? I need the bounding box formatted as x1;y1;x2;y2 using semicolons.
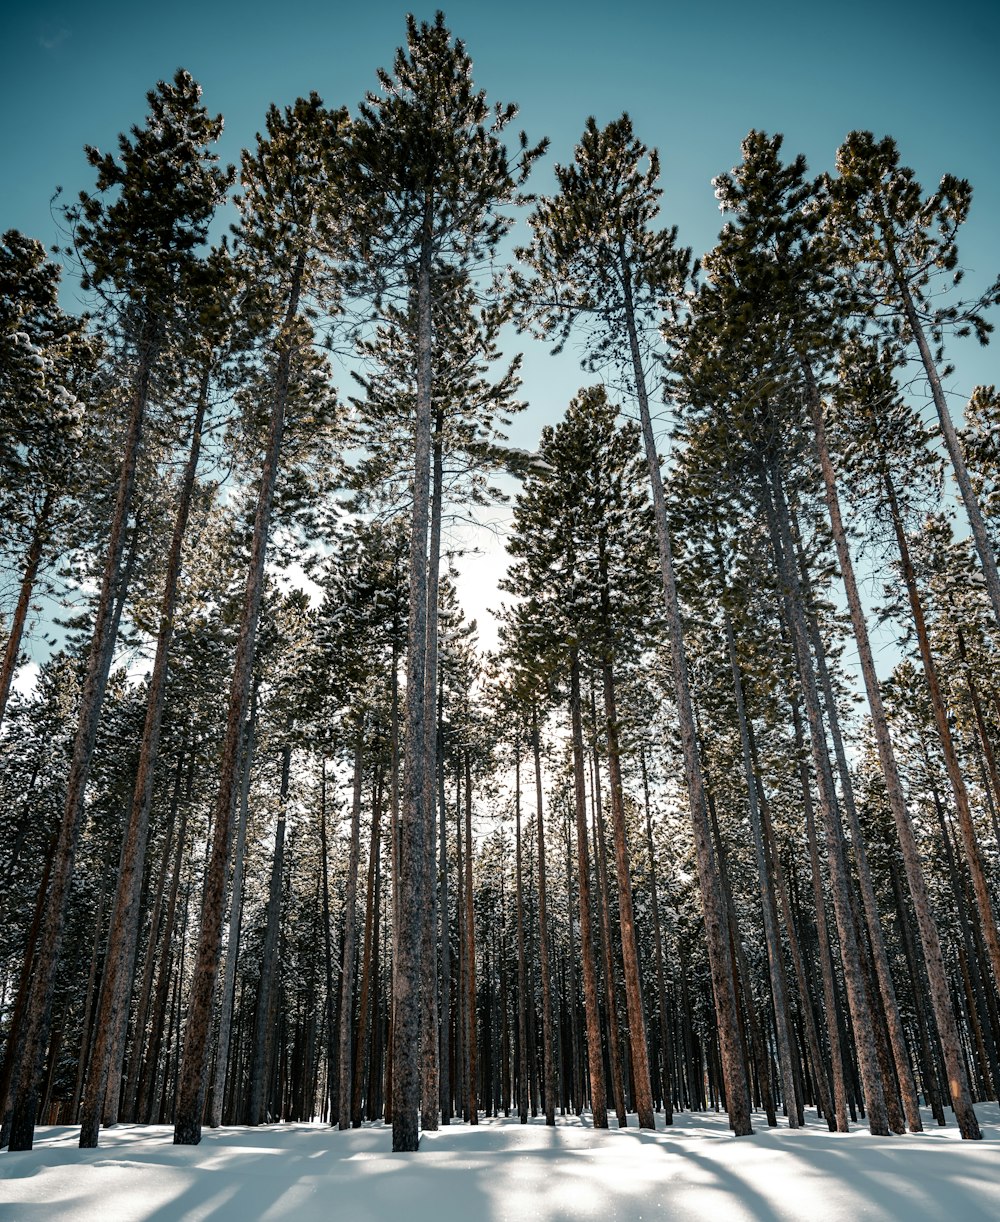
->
3;1105;999;1221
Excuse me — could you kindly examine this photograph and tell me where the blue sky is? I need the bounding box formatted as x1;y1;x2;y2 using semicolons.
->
3;0;998;645
4;0;997;426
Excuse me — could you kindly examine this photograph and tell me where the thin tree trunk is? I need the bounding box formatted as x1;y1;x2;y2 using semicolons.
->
590;734;628;1128
80;368;210;1147
353;766;383;1126
464;750;478;1125
891;273;1000;627
805;367;979;1137
569;652;608;1128
639;750;674;1123
515;743;529;1123
338;725;365;1129
173;252;303;1144
531;704;556;1125
209;693;257;1127
721;605;799;1126
6;327;154;1152
0;490;54;733
885;470;1000;996
248;745;290;1124
319;764;338;1126
619;248;750;1136
393;205;433;1153
419;408;444;1131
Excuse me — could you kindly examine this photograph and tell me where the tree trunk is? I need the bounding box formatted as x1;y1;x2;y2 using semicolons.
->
353;766;383;1126
392;206;433;1153
0;490;54;734
531;704;556;1126
569;651;608;1127
805;367;980;1137
209;693;257;1127
6;326;154;1152
590;734;628;1128
721;605;799;1126
764;462;889;1135
600;661;655;1129
619;248;750;1136
80;367;210;1148
464;750;478;1125
173;254;303;1146
338;725;365;1129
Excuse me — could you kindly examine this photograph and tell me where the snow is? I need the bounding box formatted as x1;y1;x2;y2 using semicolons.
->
3;1105;1000;1221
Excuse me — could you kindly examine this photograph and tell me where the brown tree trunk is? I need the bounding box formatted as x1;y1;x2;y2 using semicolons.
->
80;368;210;1148
885;470;1000;997
249;745;291;1125
721;605;799;1126
620;249;751;1136
392;207;433;1152
338;725;365;1129
590;738;627;1127
764;462;889;1135
531;704;556;1126
569;652;608;1128
0;490;54;734
600;662;655;1129
353;766;383;1126
805;367;979;1137
639;750;674;1122
464;750;478;1125
6;328;154;1152
174;254;303;1146
209;694;257;1127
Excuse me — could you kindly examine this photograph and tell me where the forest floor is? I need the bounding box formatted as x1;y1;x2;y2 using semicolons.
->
2;1103;999;1221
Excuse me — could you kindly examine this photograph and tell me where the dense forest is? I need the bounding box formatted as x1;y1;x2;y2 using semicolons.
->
2;11;1000;1161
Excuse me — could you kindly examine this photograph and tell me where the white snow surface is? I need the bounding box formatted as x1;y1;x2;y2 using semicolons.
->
3;1105;1000;1221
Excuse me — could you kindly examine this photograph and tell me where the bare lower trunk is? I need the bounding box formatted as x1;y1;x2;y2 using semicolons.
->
722;605;799;1126
173;255;303;1146
620;261;750;1134
531;705;556;1126
80;369;209;1148
209;694;256;1127
393;214;433;1152
338;726;365;1129
7;329;153;1153
804;368;979;1138
250;745;290;1125
600;661;655;1129
464;751;478;1125
764;462;889;1135
569;651;608;1128
419;413;444;1131
0;490;54;734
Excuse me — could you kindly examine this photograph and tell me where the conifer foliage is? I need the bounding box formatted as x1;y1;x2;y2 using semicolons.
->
3;12;1000;1170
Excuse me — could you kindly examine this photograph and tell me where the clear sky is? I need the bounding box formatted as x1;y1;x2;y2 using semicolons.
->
3;0;998;646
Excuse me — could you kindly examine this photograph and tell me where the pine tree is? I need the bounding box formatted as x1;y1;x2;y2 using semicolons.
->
173;94;348;1146
5;71;231;1151
348;11;542;1150
514;114;752;1134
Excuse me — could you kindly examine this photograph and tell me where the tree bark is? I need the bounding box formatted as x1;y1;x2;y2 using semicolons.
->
173;253;303;1146
619;251;751;1134
80;366;210;1148
804;366;980;1138
569;651;608;1127
0;490;54;734
7;326;154;1152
